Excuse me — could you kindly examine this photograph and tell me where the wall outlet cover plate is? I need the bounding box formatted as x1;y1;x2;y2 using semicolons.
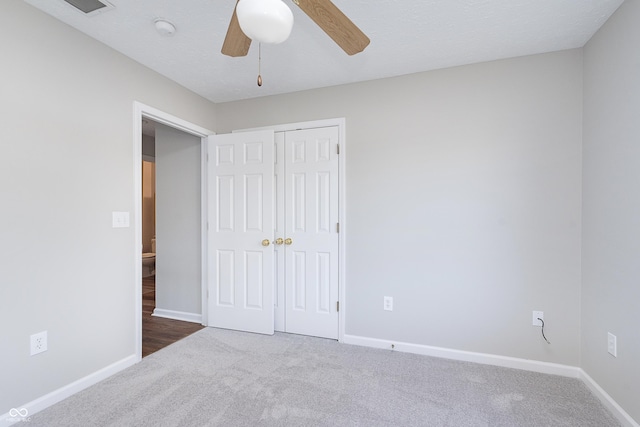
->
532;311;544;326
30;331;48;356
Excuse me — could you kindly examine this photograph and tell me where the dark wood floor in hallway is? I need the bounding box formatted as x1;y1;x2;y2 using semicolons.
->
142;276;205;357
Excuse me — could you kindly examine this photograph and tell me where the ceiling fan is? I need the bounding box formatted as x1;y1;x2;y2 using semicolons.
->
221;0;370;57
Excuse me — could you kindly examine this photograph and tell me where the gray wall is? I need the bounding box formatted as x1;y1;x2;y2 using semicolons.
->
155;124;202;316
0;0;216;414
582;0;640;423
2;0;637;422
216;50;584;366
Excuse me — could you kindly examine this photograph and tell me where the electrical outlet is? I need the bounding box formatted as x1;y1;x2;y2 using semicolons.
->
532;311;544;326
30;331;48;356
383;296;393;311
608;332;617;357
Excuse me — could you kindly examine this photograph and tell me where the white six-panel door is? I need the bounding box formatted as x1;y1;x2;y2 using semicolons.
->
207;131;274;335
278;127;340;339
207;126;339;339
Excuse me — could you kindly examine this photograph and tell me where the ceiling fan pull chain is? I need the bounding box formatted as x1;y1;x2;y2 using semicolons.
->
257;43;263;87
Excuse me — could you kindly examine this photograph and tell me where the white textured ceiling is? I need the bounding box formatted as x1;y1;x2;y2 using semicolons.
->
24;0;623;103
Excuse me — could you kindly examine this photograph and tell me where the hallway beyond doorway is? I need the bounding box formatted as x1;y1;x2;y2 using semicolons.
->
142;276;204;357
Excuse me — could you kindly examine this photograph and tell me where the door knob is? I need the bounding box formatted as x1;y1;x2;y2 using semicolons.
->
274;238;284;245
284;238;293;245
261;239;270;247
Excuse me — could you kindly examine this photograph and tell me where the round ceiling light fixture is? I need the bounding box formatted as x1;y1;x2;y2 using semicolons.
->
154;19;176;37
236;0;294;44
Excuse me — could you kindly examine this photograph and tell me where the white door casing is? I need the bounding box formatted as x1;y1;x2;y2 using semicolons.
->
207;130;275;335
133;101;215;360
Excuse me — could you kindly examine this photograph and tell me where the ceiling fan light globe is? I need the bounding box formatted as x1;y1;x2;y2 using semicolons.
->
236;0;294;44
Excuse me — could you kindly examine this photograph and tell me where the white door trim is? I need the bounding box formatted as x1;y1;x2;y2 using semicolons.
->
133;101;214;360
233;118;347;342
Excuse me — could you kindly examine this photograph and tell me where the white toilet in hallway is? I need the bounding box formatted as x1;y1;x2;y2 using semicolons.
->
142;238;156;277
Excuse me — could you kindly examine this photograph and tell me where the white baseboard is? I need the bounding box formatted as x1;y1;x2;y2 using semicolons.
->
579;369;639;427
0;354;137;427
343;334;639;426
4;334;635;427
152;308;202;324
343;334;580;377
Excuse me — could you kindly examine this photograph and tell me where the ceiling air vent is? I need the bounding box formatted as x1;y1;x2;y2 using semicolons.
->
62;0;114;16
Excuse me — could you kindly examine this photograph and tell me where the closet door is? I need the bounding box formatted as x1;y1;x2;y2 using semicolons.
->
207;130;275;335
284;127;339;339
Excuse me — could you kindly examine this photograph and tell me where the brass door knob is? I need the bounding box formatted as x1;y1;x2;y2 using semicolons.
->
274;238;284;245
261;239;270;247
284;238;293;245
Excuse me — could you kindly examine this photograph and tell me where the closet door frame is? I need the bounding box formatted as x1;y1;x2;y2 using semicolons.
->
232;118;346;342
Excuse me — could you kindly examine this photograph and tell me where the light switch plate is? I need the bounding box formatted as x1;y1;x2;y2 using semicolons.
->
112;211;130;228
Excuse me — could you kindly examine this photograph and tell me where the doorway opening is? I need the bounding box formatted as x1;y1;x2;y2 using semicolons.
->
140;118;204;357
134;102;214;360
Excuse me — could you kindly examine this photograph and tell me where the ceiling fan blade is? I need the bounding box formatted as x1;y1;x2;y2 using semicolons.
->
221;0;251;57
293;0;370;55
